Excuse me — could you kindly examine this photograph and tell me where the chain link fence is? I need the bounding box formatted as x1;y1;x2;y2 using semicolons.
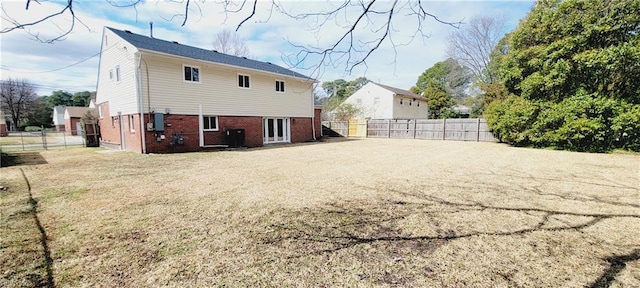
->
0;130;87;152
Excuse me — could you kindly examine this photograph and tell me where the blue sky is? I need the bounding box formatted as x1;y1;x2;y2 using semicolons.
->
1;0;535;96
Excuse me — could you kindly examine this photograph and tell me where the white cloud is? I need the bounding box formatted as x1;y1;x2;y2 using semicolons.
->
1;0;535;96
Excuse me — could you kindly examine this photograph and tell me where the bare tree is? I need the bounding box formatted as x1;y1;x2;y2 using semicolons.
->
447;15;506;83
1;0;462;76
1;78;37;130
212;29;250;57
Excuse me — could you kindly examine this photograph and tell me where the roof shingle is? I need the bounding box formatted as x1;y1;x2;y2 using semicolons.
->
107;27;313;80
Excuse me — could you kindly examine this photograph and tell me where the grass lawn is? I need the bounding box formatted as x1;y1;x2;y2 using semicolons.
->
1;138;639;287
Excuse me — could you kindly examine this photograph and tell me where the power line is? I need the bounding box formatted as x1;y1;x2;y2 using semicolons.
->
1;44;115;74
2;51;101;74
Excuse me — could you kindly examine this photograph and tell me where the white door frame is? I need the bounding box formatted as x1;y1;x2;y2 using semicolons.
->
263;117;290;144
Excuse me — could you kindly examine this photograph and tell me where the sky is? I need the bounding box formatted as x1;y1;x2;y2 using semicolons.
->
0;0;536;97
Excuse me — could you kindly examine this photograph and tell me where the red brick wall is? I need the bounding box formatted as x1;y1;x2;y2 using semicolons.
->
144;115;265;153
291;117;313;143
123;114;143;153
145;114;201;153
55;125;65;132
98;102;122;147
0;123;6;137
111;113;317;154
218;116;264;147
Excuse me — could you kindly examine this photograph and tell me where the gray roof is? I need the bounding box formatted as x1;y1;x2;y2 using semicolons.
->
107;27;313;80
374;83;427;100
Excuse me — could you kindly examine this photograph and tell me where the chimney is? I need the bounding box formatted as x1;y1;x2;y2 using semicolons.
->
149;21;153;38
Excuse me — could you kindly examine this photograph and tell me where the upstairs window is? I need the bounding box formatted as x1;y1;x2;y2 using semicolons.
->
184;65;200;82
109;69;113;81
238;74;250;88
115;66;121;82
275;80;285;92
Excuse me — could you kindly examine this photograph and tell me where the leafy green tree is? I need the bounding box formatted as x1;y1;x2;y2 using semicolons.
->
414;58;471;103
321;77;370;100
47;90;73;108
499;0;640;102
424;80;456;119
485;0;640;152
24;96;52;127
72;91;92;107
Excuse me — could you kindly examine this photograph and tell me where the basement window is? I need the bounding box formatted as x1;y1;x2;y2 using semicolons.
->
129;115;135;132
203;116;218;131
184;65;200;82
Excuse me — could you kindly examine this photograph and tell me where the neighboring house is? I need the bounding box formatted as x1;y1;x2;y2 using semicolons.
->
95;27;320;153
64;107;95;136
340;82;429;119
452;105;471;118
88;92;97;108
52;106;67;132
0;110;7;137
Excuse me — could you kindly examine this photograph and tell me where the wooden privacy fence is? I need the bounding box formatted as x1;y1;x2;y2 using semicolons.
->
323;118;495;142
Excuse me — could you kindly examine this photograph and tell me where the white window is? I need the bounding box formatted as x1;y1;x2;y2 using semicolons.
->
184;65;200;82
356;99;362;105
109;69;113;80
129;115;135;132
374;97;380;105
203;116;218;131
115;66;121;82
98;105;103;118
275;80;285;92
238;74;250;88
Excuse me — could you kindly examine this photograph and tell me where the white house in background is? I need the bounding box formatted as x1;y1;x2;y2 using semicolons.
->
341;82;429;119
52;106;66;132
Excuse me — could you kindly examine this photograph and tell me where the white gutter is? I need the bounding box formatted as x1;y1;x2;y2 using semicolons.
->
199;104;204;147
135;52;147;154
311;92;316;141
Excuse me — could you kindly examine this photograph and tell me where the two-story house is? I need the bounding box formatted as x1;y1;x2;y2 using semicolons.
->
340;82;429;119
95;27;320;153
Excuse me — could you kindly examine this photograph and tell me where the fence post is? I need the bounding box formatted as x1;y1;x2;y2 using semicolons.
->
20;131;25;151
63;130;67;148
413;119;417;139
42;127;47;150
387;119;391;138
476;118;481;142
442;118;446;140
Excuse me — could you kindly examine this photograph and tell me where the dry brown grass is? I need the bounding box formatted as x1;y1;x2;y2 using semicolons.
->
1;138;639;287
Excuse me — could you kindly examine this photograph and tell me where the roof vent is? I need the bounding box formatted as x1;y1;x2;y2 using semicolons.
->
172;41;179;44
124;30;132;34
267;62;272;64
242;57;247;59
213;50;218;53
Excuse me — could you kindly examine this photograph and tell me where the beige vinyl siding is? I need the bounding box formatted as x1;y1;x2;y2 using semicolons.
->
392;96;429;119
95;28;140;116
138;53;313;117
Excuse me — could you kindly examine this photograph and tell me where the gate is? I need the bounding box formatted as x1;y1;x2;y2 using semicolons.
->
348;119;367;137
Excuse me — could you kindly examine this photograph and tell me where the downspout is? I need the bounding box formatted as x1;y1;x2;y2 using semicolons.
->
310;82;316;140
135;52;147;154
